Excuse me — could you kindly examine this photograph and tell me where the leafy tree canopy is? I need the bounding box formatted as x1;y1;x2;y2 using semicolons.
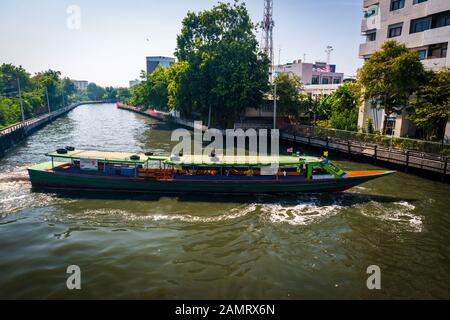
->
273;73;307;118
174;1;270;127
408;68;450;141
358;40;425;121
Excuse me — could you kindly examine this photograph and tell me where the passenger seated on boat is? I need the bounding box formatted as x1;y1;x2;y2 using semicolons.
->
313;167;326;175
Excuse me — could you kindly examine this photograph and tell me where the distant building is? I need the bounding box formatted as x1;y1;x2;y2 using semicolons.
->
303;84;342;99
274;60;344;85
146;56;175;74
358;0;450;137
129;79;140;88
73;80;88;91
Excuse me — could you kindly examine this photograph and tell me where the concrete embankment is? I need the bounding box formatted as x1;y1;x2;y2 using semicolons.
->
116;102;208;132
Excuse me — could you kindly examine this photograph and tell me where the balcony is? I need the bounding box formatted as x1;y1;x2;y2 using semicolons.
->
427;0;450;16
363;0;380;8
359;41;379;57
361;16;380;32
421;25;450;46
422;57;448;70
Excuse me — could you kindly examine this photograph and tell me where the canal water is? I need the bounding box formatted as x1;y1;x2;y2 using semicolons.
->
0;103;449;299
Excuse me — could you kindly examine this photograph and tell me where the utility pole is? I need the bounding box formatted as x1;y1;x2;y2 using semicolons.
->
61;90;65;108
262;0;274;80
273;80;277;130
273;70;280;130
278;46;281;66
325;46;334;65
45;86;51;113
208;104;212;128
17;78;25;124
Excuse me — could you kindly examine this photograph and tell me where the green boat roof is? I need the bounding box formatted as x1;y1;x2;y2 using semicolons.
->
153;154;323;167
47;149;325;166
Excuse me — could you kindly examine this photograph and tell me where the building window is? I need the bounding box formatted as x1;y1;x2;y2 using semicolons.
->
417;49;427;60
411;17;431;33
366;30;376;42
388;24;403;38
312;77;319;85
365;5;379;18
428;43;448;59
322;78;329;85
333;78;341;84
431;10;450;29
413;0;427;4
390;0;405;11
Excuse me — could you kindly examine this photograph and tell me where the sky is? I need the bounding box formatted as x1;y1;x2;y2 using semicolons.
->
0;0;365;87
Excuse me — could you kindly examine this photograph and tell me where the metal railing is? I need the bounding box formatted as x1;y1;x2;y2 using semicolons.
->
283;124;450;156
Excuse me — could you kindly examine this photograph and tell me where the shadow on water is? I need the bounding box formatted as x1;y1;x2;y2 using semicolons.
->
31;188;417;207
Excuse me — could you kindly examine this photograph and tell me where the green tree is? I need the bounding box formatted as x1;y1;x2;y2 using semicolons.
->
408;69;450;141
273;73;306;118
0;64;33;95
105;86;117;101
60;77;77;106
116;87;131;101
0;96;21;128
33;70;63;110
167;61;192;116
86;83;106;101
175;1;270;127
327;82;360;131
358;40;425;133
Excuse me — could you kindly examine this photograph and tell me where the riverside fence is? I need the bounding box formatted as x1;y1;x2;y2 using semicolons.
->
281;125;450;180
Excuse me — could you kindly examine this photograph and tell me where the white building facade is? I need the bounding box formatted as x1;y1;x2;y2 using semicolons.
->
358;0;450;137
274;60;344;86
73;80;88;91
146;56;175;74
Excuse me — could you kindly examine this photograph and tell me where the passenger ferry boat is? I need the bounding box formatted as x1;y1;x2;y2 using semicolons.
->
27;148;394;194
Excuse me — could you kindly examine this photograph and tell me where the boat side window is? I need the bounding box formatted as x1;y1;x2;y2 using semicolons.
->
313;166;326;175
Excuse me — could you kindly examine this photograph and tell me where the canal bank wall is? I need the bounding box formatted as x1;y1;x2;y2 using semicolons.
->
0;101;110;156
117;103;209;131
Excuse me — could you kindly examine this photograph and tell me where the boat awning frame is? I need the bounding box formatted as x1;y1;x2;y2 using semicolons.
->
46;150;152;165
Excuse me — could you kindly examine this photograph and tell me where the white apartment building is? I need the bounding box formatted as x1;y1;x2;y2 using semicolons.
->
274;60;344;86
358;0;450;137
129;79;140;88
73;80;88;91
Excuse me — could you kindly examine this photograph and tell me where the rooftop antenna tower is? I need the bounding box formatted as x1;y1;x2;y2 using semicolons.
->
262;0;274;74
325;45;334;65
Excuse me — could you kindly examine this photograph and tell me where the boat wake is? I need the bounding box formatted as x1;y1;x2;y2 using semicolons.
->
258;197;343;226
356;200;422;232
0;165;74;217
73;204;258;225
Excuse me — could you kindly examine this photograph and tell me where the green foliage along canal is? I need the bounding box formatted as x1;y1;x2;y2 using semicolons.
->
0;103;449;299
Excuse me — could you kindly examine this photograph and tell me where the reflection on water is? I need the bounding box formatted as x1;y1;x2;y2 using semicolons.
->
0;104;449;299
